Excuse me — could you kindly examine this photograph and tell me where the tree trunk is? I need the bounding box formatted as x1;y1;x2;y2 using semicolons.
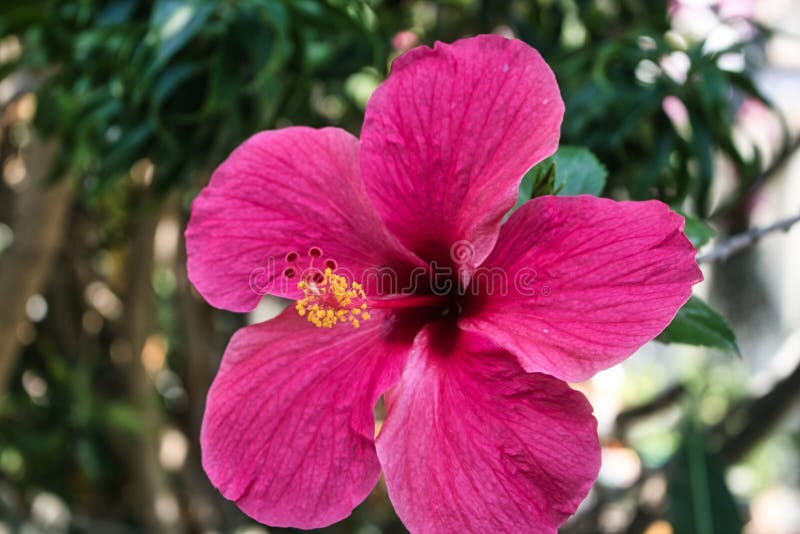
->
173;191;245;530
119;193;184;534
0;136;71;393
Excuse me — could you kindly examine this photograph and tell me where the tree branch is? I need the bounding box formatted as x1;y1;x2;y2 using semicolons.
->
697;211;800;264
717;353;800;464
711;135;800;222
615;383;686;434
749;135;800;195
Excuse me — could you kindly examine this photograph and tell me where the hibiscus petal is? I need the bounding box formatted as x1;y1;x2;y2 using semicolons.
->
201;308;411;528
461;195;703;382
360;35;563;268
186;126;420;312
377;325;599;534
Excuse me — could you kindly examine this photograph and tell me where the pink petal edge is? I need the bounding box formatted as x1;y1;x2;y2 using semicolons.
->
377;324;600;534
186;126;420;312
360;35;564;268
461;195;703;382
201;308;411;528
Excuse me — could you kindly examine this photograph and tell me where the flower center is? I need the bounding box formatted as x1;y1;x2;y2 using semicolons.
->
284;248;370;329
283;247;462;329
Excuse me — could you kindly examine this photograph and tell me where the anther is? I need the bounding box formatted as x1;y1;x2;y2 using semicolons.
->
295;267;370;329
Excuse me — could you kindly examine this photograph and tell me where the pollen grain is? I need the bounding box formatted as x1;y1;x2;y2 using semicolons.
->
295;268;369;329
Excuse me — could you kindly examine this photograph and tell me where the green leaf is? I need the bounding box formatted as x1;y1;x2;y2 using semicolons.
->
667;419;742;534
150;0;215;67
522;159;559;197
657;296;739;354
95;0;138;26
509;160;559;219
552;146;608;196
151;62;203;109
512;146;606;217
675;209;715;248
103;402;141;433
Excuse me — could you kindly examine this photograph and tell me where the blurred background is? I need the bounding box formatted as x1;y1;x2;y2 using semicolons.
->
1;0;799;532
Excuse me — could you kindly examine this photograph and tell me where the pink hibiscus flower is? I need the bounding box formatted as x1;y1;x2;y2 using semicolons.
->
186;35;702;533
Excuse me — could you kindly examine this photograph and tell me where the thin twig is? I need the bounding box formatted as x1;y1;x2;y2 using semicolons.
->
615;383;686;434
697;211;800;264
711;135;800;220
759;135;800;186
717;353;800;464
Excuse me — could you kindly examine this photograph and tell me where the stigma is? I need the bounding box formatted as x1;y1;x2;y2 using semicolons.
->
283;248;370;329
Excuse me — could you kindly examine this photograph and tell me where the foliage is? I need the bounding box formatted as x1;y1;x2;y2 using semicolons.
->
1;0;777;208
403;0;777;215
1;0;383;193
658;296;740;354
517;145;608;202
667;416;743;534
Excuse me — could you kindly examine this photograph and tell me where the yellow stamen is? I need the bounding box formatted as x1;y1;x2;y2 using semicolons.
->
296;267;370;329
